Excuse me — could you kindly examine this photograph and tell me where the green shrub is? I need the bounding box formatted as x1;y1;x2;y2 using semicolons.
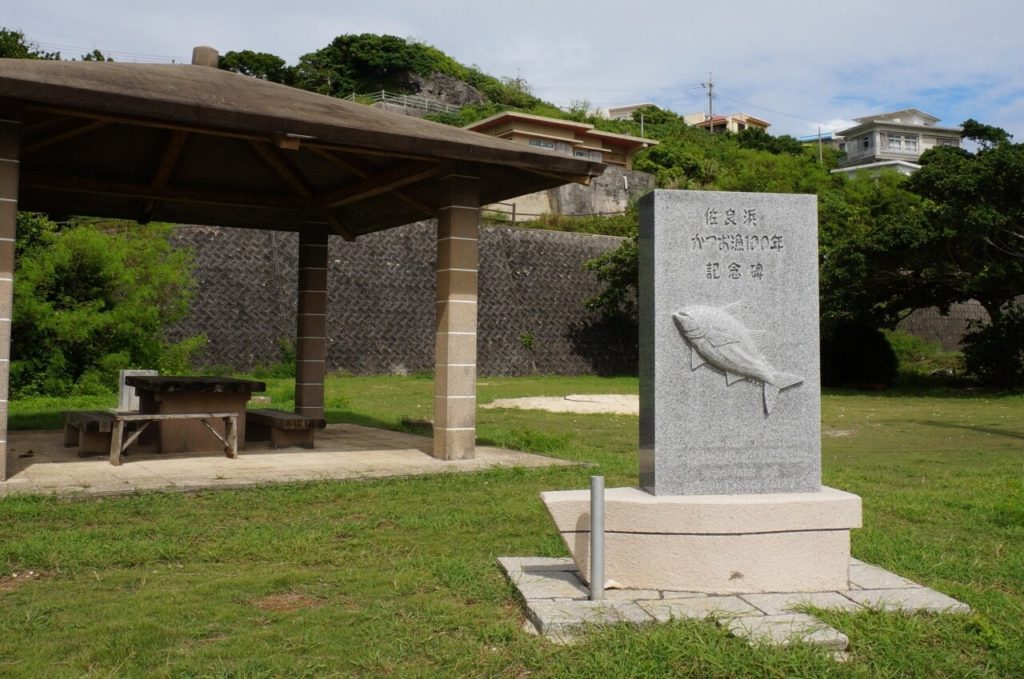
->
962;305;1024;388
821;322;898;387
11;219;203;396
884;329;964;380
250;338;298;379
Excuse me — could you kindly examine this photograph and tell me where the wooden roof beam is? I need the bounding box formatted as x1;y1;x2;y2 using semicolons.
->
309;147;436;214
23;114;77;137
22;119;108;155
328;216;356;242
314;161;441;210
152;130;189;187
22;173;305;210
247;139;314;201
308;146;369;178
139;129;190;223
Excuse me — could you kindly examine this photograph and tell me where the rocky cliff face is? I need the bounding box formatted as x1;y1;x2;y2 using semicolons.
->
495;166;657;219
408;72;486;108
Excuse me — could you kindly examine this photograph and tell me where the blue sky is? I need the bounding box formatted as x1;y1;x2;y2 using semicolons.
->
6;0;1023;139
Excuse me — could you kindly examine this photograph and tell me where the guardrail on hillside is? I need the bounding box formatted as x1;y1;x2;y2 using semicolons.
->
482;203;626;226
344;90;460;115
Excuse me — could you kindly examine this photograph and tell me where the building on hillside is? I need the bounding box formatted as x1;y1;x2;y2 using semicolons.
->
606;102;658;121
684;112;770;134
831;109;961;177
464;111;656;171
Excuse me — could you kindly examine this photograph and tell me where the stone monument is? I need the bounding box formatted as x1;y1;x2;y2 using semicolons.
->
542;190;862;593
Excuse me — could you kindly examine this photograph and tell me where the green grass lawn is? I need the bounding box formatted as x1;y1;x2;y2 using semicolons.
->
1;376;1022;677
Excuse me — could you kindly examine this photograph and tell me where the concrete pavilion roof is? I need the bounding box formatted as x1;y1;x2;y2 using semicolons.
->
0;58;606;237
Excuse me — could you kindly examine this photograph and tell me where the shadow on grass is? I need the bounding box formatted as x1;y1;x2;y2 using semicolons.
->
11;403;433;455
912;420;1024;440
823;386;1022;400
325;409;440;441
9;411;66;430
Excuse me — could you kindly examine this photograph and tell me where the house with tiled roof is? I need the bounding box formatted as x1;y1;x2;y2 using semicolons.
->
683;112;770;134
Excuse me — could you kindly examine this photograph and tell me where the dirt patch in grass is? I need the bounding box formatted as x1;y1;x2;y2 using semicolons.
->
252;593;322;612
481;394;638;415
0;570;51;591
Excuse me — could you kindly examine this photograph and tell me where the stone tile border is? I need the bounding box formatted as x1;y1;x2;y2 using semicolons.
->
498;556;970;648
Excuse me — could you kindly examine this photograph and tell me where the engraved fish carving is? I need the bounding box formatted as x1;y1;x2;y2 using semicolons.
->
672;304;803;415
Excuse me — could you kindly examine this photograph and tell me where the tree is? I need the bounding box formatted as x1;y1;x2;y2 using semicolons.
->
219;50;293;84
79;48;112;62
0;28;60;60
905;120;1024;385
817;172;934;334
736;127;804;156
1;27;111;61
583;210;640;320
905;120;1024;321
292;34;449;97
12;219;203;396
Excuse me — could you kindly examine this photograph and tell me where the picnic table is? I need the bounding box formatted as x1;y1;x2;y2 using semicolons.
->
125;375;265;454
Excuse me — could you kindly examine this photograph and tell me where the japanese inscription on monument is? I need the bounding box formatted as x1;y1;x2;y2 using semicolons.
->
691;206;786;282
639;190;821;496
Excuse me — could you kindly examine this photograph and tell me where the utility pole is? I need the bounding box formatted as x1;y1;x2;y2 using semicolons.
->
702;72;714;122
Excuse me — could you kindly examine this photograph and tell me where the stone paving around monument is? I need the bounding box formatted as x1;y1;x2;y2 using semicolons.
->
498;556;970;650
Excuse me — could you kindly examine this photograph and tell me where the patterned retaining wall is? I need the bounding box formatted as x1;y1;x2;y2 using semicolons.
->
167;222;638;376
167;221;981;375
897;302;989;352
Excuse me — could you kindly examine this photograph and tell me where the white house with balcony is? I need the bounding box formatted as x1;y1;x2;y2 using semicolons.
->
832;109;961;177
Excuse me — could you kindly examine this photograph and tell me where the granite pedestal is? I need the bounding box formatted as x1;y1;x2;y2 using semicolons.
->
542;486;861;593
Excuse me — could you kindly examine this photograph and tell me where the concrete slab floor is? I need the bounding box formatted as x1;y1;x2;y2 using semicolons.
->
499;556;970;649
1;424;574;497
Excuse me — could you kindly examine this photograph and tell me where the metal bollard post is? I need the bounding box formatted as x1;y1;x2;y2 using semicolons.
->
589;475;605;601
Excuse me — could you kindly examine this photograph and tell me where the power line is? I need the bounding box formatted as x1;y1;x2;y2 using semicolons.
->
34;40;186;63
713;91;834;129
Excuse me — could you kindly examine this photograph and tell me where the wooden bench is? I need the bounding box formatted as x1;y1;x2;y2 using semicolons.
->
245;409;325;449
63;410;238;466
109;412;237;466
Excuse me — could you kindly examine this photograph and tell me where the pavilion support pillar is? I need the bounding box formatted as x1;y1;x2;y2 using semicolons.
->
433;165;480;460
295;226;329;420
0;101;19;481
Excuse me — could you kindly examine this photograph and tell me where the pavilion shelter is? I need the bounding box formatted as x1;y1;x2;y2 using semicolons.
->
0;47;605;480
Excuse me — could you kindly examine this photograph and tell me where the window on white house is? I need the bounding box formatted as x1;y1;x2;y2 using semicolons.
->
904;135;918;151
888;134;902;150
